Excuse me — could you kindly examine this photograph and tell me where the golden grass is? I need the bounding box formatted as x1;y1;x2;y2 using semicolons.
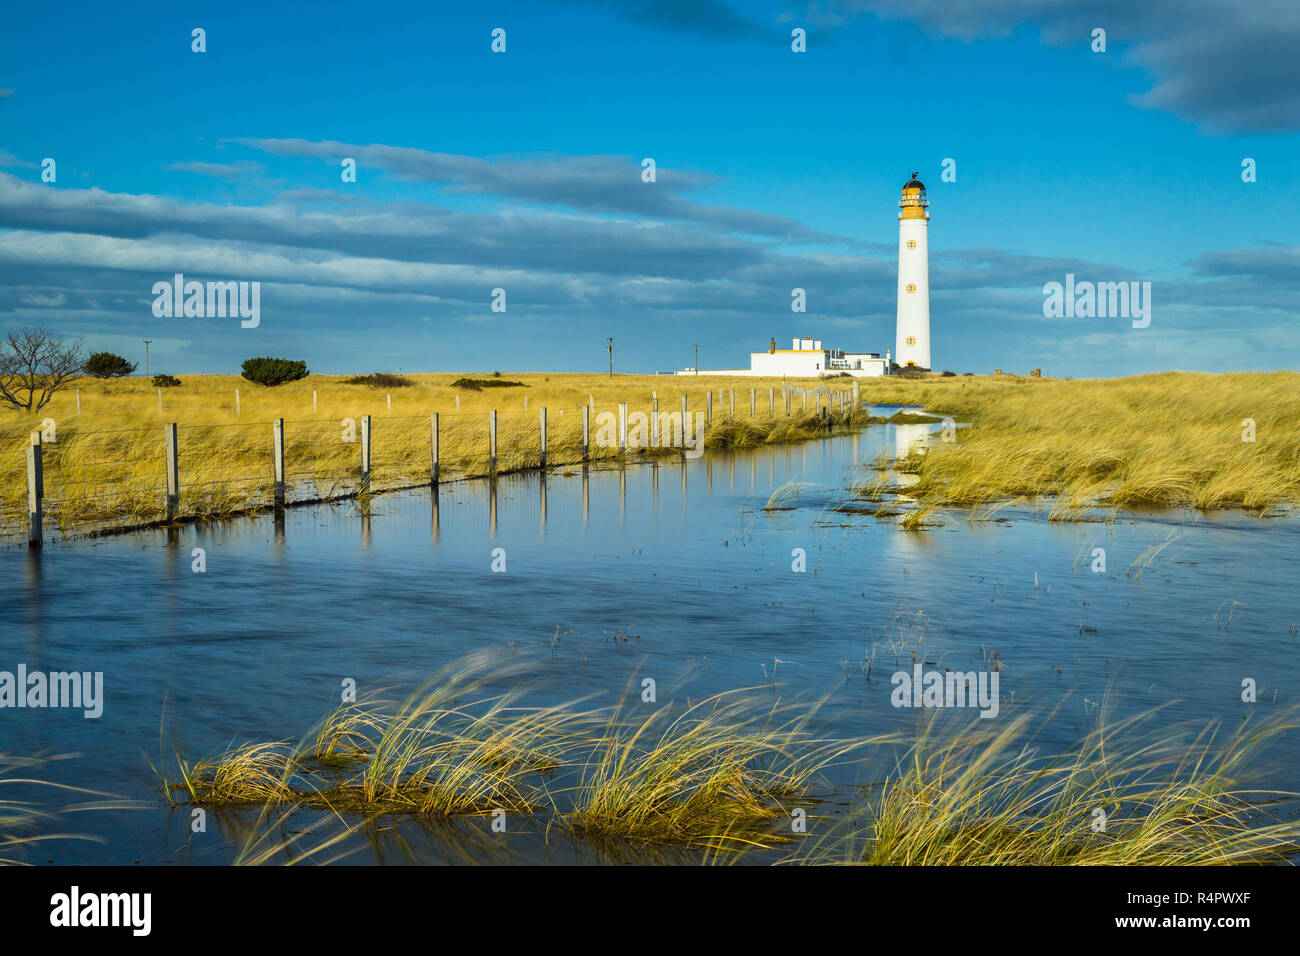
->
153;656;1300;864
0;372;863;537
561;691;857;850
854;371;1300;515
796;707;1300;866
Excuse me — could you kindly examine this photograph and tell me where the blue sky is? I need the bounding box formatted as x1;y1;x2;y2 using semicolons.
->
1;0;1296;376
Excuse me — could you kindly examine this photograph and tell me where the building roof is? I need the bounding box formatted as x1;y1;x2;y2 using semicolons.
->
903;171;926;190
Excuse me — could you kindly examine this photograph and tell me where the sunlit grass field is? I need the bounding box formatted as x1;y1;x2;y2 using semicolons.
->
3;369;1298;538
853;370;1300;517
0;371;862;537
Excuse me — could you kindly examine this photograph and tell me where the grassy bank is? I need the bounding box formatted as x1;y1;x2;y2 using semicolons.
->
854;371;1300;516
148;661;1299;865
0;372;866;537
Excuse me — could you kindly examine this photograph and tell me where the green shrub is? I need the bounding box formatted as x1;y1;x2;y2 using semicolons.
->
342;372;413;387
152;373;182;387
451;377;525;391
84;351;136;378
241;357;309;387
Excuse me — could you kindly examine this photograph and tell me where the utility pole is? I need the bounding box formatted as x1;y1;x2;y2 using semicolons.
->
607;337;613;377
693;344;699;375
143;340;152;377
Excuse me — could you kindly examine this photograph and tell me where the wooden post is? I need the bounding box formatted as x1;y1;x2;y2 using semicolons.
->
729;389;735;418
455;393;460;410
76;390;81;415
785;388;791;415
430;412;440;485
769;387;774;415
618;403;627;451
25;430;42;547
489;410;497;473
524;395;528;411
539;407;547;468
360;415;371;492
273;418;286;508
581;405;590;459
164;422;179;521
750;388;755;416
681;394;688;440
313;390;317;412
651;396;659;447
157;389;162;412
706;391;712;426
235;388;240;415
386;394;391;411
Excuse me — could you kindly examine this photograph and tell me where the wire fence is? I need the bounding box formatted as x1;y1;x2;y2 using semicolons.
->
4;383;862;544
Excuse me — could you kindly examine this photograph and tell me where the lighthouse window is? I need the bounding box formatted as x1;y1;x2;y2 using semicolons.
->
906;336;916;346
906;283;917;294
906;240;916;249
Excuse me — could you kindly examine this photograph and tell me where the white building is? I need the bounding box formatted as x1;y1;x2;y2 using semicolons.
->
895;172;931;370
675;336;890;377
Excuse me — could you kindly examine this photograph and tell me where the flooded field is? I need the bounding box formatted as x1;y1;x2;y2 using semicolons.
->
2;409;1297;864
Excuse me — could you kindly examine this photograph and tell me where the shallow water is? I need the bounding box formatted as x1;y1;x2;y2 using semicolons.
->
2;406;1297;864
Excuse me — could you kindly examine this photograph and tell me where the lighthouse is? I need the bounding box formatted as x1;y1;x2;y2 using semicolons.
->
895;171;931;370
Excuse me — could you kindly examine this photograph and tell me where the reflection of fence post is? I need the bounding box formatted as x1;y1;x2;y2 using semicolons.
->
618;403;627;451
489;410;497;473
273;418;286;508
430;412;440;485
164;422;179;521
651;396;659;447
360;415;371;491
26;430;42;547
581;405;589;460
539;407;547;468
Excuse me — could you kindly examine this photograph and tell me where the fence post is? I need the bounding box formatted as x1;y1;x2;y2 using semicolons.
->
769;387;774;415
76;390;81;415
360;415;372;492
313;390;317;412
750;388;755;416
852;381;859;406
706;391;712;427
164;422;179;521
651;396;659;447
430;412;440;485
25;430;42;547
489;409;497;473
785;389;791;416
235;388;240;416
618;403;628;451
539;407;547;468
729;389;735;418
273;418;286;508
157;389;162;413
581;405;590;460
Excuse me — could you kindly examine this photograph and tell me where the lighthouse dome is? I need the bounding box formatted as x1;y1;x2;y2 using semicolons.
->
903;172;925;190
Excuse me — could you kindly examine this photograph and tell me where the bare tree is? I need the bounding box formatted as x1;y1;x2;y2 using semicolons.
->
0;327;85;412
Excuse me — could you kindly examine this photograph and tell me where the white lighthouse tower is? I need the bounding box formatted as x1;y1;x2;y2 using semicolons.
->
895;171;931;370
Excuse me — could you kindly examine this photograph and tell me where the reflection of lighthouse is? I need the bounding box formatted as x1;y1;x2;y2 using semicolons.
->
895;172;931;370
